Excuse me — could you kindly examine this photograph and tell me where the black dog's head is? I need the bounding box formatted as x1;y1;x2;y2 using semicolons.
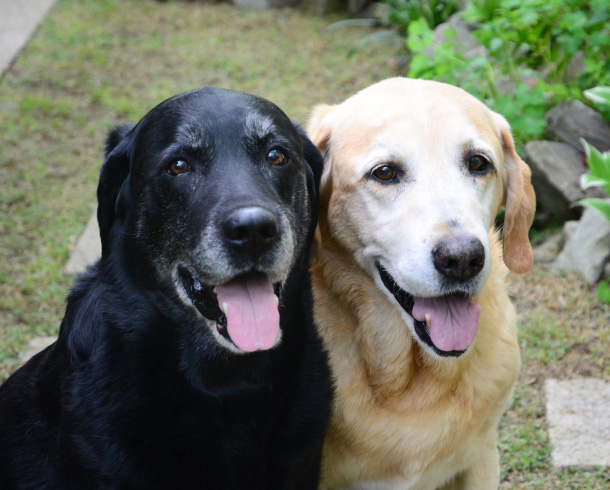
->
97;87;322;354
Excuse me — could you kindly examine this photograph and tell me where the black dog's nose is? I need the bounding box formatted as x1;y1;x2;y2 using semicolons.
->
432;236;485;282
222;207;279;256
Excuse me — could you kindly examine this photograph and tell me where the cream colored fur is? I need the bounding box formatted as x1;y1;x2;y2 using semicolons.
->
308;78;535;489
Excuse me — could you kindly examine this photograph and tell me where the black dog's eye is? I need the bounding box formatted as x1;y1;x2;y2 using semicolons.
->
266;149;287;166
372;165;397;182
468;155;490;174
167;160;190;176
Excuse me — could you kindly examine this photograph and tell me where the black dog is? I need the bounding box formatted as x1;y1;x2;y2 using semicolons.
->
0;88;332;489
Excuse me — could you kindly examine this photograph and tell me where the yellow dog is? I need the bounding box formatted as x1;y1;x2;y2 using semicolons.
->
308;78;535;489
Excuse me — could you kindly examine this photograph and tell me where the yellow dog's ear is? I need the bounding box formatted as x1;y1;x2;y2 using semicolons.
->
307;104;336;152
307;104;338;253
494;113;536;274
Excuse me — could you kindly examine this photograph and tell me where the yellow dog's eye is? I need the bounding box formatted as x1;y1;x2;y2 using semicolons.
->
167;160;190;176
372;165;397;182
267;149;287;166
468;155;489;173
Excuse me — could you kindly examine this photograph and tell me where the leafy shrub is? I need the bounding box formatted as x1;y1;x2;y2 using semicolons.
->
383;0;459;33
463;0;610;88
327;0;458;57
378;0;610;145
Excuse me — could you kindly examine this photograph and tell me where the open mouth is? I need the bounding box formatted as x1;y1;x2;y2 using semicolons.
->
179;267;282;352
376;263;481;357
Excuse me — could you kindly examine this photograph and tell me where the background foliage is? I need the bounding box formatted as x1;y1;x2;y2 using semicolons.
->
371;0;610;145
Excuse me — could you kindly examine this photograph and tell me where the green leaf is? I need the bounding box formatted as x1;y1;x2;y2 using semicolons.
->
584;86;610;107
406;18;435;51
598;281;610;304
489;36;503;52
408;17;432;37
590;31;610;49
581;139;610;193
581;173;610;191
572;199;610;221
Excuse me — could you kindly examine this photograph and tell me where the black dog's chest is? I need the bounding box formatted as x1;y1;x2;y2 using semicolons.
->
61;353;299;487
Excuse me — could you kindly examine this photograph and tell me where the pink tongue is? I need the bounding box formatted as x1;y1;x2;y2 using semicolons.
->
411;295;481;352
215;274;280;352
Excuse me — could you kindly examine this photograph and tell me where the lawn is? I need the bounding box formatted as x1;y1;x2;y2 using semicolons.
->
0;0;608;488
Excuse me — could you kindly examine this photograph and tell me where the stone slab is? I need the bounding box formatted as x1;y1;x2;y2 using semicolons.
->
64;211;101;274
20;336;56;363
0;0;57;76
545;378;610;467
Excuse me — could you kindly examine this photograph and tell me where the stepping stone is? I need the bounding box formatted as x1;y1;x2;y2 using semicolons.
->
545;378;610;466
64;211;101;274
0;0;57;75
20;336;56;364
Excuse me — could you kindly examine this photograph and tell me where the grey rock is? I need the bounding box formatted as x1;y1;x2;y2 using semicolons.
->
425;14;486;63
533;232;566;264
545;100;610;153
552;202;610;283
64;211;101;275
562;220;579;237
545;378;610;467
524;141;589;220
431;14;487;59
423;14;490;91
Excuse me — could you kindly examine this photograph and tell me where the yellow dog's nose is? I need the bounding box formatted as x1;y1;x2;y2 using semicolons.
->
432;235;485;282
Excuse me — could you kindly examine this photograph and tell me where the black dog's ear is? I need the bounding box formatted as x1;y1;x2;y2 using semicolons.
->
97;124;134;258
104;124;132;158
295;124;324;203
295;124;324;240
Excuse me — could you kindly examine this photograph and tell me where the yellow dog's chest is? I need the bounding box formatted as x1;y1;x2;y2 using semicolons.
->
325;369;512;485
319;305;520;489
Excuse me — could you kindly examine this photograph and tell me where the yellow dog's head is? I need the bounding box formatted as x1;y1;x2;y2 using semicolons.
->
308;77;535;358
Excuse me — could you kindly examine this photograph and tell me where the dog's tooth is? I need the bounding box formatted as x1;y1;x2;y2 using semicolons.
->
222;302;229;315
212;287;217;294
425;313;431;328
274;294;279;306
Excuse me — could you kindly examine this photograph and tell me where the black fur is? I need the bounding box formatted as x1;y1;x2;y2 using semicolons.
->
0;88;332;490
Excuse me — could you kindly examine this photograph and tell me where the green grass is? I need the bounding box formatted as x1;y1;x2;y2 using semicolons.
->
1;0;609;488
499;268;610;488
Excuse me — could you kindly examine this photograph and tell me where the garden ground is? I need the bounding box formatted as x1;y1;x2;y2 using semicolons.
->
0;0;608;488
